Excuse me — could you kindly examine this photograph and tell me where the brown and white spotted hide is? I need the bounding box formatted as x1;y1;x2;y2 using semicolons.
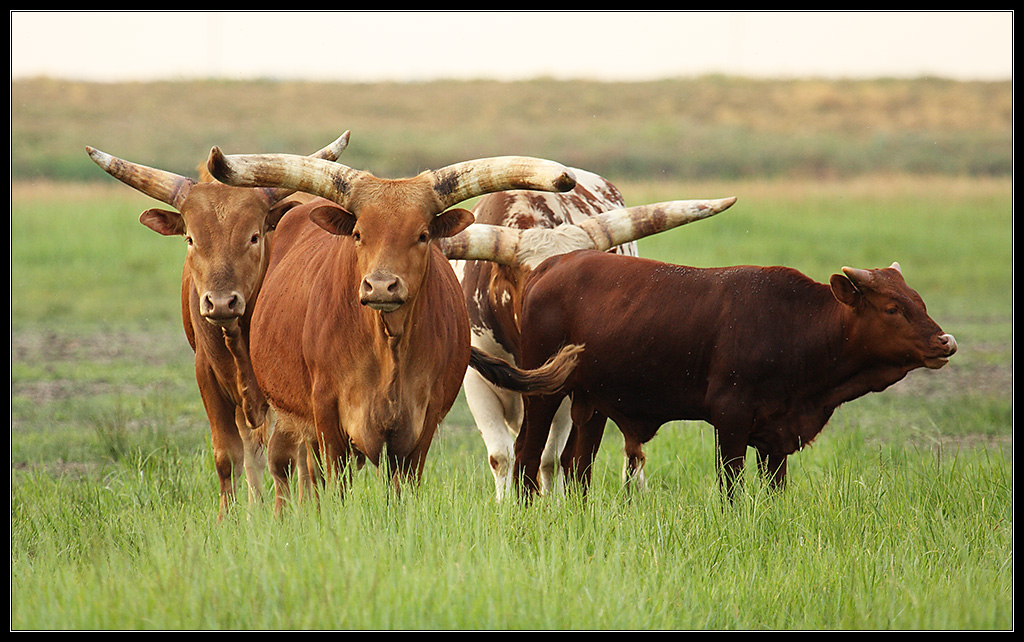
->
452;169;640;500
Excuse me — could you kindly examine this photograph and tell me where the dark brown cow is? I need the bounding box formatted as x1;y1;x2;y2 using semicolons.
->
206;150;583;511
513;251;958;499
444;168;737;499
86;132;350;517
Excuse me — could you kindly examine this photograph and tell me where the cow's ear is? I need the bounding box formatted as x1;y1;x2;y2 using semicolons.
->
829;273;862;307
309;203;357;236
267;200;302;230
140;209;186;236
430;208;475;239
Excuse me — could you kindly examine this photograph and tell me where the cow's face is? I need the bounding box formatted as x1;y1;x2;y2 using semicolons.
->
308;193;473;320
830;262;957;370
141;183;297;327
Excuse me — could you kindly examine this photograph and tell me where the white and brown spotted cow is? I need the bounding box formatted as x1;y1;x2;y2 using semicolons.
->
444;170;739;500
448;170;637;499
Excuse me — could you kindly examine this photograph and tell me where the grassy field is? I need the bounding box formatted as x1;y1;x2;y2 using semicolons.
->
11;77;1011;182
10;77;1013;630
11;174;1012;630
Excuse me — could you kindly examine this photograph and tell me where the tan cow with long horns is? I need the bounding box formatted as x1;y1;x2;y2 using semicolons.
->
206;149;585;509
442;169;736;499
86;133;351;518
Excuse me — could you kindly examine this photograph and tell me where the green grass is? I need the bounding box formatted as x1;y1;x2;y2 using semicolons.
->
10;175;1012;630
11;425;1012;629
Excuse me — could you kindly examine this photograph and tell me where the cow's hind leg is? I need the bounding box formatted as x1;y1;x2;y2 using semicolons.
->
538;397;573;496
560;400;608;496
515;393;566;497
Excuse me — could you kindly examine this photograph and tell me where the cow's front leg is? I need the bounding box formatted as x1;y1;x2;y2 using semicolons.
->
755;448;788;492
715;428;748;502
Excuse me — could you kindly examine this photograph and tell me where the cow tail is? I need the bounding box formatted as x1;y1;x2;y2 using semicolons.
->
469;344;583;395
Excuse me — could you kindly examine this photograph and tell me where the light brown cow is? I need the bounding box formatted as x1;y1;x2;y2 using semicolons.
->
86;133;349;518
206;150;583;511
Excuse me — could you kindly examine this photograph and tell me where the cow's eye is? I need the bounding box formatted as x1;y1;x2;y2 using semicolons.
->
418;232;429;244
250;233;260;245
885;304;900;316
185;236;193;246
352;231;362;243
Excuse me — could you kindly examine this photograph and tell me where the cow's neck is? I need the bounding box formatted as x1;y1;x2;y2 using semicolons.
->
821;303;913;409
357;303;430;451
369;280;427;403
377;307;409;341
220;319;267;429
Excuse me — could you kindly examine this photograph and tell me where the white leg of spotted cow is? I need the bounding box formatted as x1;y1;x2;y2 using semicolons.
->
464;367;519;501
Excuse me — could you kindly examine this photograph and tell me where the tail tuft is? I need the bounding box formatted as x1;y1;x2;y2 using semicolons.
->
469;344;583;395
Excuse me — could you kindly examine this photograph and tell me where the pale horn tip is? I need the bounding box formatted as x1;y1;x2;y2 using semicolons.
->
330;131;351;155
85;145;107;164
554;167;577;193
714;196;738;212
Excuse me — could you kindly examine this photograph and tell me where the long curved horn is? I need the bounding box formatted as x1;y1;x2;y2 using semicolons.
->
258;130;351;204
437;224;525;265
207;151;366;207
208;152;577;215
575;196;737;251
430;157;577;209
441;196;737;267
86;146;196;210
87;131;352;210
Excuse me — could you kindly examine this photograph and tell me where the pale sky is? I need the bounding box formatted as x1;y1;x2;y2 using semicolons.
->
10;11;1013;82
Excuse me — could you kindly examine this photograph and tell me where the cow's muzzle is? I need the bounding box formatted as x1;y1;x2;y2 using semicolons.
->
924;333;957;369
360;271;407;313
200;291;246;326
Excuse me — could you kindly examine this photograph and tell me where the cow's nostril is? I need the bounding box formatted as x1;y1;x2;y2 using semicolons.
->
201;291;245;320
360;272;407;311
942;333;958;355
363;273;402;297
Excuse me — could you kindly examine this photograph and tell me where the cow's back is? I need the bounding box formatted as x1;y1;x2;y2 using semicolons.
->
521;251;839;429
520;251;712;425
